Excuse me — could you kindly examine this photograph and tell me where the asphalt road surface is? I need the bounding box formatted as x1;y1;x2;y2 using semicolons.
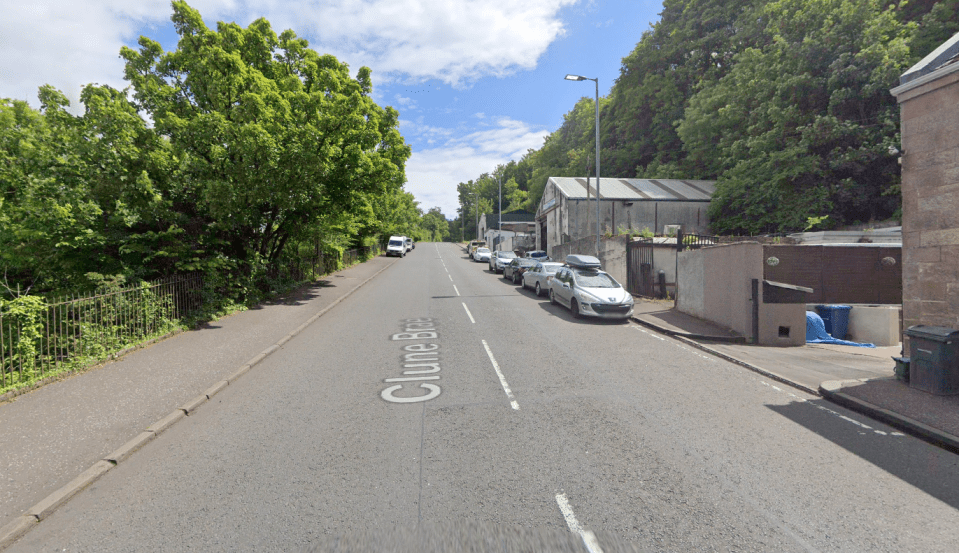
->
11;242;959;552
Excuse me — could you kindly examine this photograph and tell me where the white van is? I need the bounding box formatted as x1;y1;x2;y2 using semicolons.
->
386;236;407;257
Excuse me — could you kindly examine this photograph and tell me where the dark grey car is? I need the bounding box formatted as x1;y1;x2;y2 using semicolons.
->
503;258;540;285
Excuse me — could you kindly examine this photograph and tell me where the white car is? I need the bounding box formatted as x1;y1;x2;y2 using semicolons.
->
473;247;491;263
489;250;517;273
522;262;564;297
548;255;634;319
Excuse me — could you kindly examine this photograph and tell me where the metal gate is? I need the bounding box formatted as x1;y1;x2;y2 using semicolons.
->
627;238;655;297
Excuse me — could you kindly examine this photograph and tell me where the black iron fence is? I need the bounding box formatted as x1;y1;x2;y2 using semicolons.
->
1;274;203;392
676;231;795;251
1;244;377;393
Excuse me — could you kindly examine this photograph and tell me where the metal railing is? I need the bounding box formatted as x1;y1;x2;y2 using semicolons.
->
1;275;203;391
1;245;376;393
676;231;795;251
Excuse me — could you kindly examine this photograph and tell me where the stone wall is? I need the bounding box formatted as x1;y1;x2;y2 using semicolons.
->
895;64;959;337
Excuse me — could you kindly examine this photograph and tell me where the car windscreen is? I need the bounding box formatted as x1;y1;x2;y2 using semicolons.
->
517;259;538;267
389;240;403;246
543;265;562;273
500;252;516;259
477;248;490;253
573;271;620;288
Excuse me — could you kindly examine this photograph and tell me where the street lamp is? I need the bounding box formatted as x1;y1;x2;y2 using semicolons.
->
565;74;601;256
498;175;502;252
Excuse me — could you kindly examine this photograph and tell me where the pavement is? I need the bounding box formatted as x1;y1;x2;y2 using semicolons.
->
2;250;959;548
632;299;959;454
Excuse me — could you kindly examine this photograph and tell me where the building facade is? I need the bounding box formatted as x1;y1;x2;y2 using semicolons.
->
891;32;959;335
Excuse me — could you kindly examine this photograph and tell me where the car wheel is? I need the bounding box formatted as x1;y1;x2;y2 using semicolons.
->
535;282;542;297
513;272;520;285
571;299;581;318
549;289;556;305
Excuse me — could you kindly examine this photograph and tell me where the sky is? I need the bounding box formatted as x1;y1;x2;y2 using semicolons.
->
1;0;665;219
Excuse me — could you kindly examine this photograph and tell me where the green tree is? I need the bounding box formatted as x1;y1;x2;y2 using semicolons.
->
120;1;409;284
680;0;913;233
421;207;451;242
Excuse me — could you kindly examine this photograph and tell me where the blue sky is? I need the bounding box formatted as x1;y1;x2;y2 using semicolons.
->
1;0;664;218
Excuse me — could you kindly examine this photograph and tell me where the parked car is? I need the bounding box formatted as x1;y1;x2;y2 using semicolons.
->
467;240;486;257
548;255;634;319
522;262;564;296
405;237;413;252
386;235;407;257
489;251;517;273
503;257;540;285
525;250;551;261
473;247;491;263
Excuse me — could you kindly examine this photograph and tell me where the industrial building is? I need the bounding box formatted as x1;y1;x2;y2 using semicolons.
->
534;177;717;252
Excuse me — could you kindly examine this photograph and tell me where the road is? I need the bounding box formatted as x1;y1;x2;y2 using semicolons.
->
10;242;959;552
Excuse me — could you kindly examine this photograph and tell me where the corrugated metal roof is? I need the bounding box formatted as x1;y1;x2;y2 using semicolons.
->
548;177;715;201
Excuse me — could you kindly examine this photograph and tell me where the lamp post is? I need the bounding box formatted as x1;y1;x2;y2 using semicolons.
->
498;175;502;252
565;74;601;256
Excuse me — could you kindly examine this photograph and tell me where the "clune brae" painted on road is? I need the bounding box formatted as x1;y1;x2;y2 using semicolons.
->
381;318;442;403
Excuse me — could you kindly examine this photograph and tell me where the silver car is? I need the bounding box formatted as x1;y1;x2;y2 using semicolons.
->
489;251;517;273
522;262;563;297
548;266;634;319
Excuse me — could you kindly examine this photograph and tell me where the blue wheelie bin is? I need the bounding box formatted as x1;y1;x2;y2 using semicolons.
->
816;305;852;340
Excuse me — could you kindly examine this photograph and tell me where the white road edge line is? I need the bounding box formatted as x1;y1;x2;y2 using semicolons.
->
632;325;665;341
555;493;604;553
462;303;476;324
481;340;520;410
453;285;460;296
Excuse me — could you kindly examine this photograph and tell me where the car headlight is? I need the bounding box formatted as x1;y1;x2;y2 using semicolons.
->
577;290;602;303
623;294;634;305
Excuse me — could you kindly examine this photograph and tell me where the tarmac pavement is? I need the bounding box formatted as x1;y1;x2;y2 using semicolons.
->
632;299;959;454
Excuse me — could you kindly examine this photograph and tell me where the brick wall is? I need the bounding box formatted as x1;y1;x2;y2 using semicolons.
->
897;68;959;335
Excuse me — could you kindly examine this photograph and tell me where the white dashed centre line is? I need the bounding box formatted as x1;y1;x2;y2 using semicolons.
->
453;285;460;296
555;493;604;553
482;340;519;410
462;303;476;324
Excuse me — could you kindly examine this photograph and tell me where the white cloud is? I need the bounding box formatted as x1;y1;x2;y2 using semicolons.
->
1;0;579;105
277;0;580;87
394;95;417;109
0;0;237;105
403;117;548;217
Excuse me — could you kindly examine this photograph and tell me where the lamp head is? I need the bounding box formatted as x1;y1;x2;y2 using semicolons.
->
564;74;587;81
